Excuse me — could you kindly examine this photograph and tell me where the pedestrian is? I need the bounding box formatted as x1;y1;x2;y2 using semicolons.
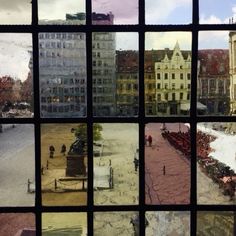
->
61;144;66;156
163;165;166;175
148;135;152;147
133;157;139;172
49;145;55;158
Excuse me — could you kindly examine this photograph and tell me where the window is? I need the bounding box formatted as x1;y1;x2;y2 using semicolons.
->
4;2;231;235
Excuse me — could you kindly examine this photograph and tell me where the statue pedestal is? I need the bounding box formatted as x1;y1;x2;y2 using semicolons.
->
66;154;86;177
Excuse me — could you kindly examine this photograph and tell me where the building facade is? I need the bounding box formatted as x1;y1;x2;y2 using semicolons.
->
198;50;230;115
229;31;236;114
92;13;116;116
39;32;87;117
144;51;157;116
154;42;191;116
116;50;139;116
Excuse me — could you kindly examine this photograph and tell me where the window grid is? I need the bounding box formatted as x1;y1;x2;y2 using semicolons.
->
0;0;235;235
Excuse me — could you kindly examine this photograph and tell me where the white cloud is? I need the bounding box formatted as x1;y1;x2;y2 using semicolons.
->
38;0;85;20
145;0;192;24
145;32;192;50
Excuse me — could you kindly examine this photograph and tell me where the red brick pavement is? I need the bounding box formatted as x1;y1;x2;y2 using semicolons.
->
145;123;190;204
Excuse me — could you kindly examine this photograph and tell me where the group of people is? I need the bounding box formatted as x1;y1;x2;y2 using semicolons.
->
49;144;67;158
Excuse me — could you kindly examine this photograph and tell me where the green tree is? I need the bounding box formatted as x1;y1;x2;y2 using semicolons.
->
74;123;103;141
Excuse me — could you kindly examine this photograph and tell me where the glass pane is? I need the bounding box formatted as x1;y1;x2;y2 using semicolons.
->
197;211;234;235
145;0;192;25
145;123;191;204
200;0;235;24
0;33;33;118
39;32;87;118
145;32;192;116
146;211;190;235
197;122;236;204
42;213;87;235
92;32;138;117
198;31;230;115
94;212;139;235
38;0;86;25
0;0;31;24
93;123;139;205
41;124;87;206
0;213;35;235
92;0;138;25
0;124;35;206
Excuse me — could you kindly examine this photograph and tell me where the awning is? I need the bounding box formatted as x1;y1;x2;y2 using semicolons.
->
180;102;207;111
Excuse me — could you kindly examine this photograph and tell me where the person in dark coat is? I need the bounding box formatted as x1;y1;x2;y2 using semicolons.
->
148;135;152;147
133;157;139;172
49;145;55;158
61;144;66;156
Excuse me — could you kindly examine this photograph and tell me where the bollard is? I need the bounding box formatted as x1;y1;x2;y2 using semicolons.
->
46;160;49;169
41;167;44;175
27;179;30;193
109;159;111;166
54;179;57;190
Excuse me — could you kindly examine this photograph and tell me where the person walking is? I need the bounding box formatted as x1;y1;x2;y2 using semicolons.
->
163;165;166;175
148;135;152;147
49;145;55;158
133;157;139;172
61;144;66;156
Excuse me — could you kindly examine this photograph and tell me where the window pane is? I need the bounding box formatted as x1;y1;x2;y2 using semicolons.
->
0;0;31;24
0;124;35;206
199;0;234;24
197;122;236;204
0;33;33;118
94;123;139;205
145;32;192;116
38;0;85;25
92;32;139;117
146;211;190;236
145;0;192;25
145;123;190;204
39;32;87;118
92;0;138;25
41;124;87;206
198;31;230;115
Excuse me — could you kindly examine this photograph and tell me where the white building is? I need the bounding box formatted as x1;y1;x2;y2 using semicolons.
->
154;42;191;115
39;32;87;117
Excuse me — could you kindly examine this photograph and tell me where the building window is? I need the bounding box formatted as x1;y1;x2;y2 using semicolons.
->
180;92;183;100
172;93;176;101
187;73;191;80
172;83;175;90
180;73;184;80
157;73;161;79
164;73;168;80
157;83;161;89
172;73;175;79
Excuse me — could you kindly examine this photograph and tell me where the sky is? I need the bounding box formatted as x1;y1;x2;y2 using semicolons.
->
0;0;31;24
0;34;32;81
92;0;138;24
38;0;85;20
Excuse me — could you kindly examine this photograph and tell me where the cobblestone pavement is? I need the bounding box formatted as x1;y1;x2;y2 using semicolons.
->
146;211;190;236
145;123;190;204
0;124;35;206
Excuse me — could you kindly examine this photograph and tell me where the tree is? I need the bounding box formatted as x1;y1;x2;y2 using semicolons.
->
74;123;103;141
